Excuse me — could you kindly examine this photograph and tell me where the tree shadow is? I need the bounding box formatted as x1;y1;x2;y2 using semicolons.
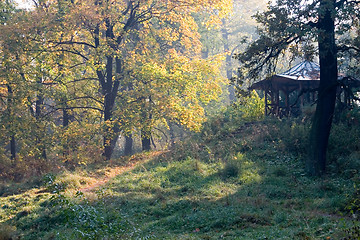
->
4;149;354;239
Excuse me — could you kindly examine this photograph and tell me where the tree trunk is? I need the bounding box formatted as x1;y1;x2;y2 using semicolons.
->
103;93;121;160
103;97;120;159
124;134;133;156
169;121;176;147
141;129;151;151
103;84;114;160
102;56;122;160
100;18;122;160
62;106;70;158
35;80;47;160
7;85;16;160
308;0;337;176
63;108;69;127
10;135;16;160
221;19;235;102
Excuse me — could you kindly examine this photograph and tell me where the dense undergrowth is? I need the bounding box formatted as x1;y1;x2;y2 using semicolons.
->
1;104;360;239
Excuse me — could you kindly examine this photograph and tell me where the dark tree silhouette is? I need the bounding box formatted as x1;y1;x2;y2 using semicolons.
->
235;0;360;176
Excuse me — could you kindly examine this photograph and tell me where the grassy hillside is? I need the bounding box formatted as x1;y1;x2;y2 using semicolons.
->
1;107;360;239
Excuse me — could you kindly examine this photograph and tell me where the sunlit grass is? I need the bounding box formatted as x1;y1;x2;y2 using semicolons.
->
1;118;359;239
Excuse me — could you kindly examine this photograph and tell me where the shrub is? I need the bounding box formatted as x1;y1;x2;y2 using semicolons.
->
0;224;16;240
328;122;360;167
235;90;265;122
222;160;239;179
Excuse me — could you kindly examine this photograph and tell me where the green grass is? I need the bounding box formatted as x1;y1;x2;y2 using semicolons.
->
1;118;359;239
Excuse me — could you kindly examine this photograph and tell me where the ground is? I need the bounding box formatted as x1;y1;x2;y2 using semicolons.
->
0;120;359;239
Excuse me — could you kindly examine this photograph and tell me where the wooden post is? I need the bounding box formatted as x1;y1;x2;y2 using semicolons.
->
265;89;268;116
285;88;290;116
276;88;280;116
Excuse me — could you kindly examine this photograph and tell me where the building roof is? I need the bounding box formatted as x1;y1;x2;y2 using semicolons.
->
251;60;360;92
277;61;320;81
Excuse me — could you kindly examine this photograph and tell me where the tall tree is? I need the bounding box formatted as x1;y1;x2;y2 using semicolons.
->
235;0;360;176
1;0;232;162
0;0;17;160
0;0;102;165
196;0;267;102
49;0;232;158
308;0;338;176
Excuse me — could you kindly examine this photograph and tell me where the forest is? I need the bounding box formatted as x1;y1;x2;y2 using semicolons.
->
0;0;360;239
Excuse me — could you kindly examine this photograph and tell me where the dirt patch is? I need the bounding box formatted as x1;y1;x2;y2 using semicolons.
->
79;151;166;193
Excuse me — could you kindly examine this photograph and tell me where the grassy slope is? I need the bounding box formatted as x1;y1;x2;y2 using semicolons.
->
0;118;359;239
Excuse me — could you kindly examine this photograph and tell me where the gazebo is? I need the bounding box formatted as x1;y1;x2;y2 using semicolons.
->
251;60;360;117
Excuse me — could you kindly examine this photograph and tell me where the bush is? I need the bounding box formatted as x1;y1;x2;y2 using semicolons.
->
274;119;311;156
222;160;239;179
328;122;360;167
235;90;265;122
0;224;16;240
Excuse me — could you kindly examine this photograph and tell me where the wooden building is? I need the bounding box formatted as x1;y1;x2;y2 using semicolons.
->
251;61;360;117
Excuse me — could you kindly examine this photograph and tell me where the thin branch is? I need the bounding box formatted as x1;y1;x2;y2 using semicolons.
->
337;45;360;53
55;96;104;105
49;40;96;49
41;106;103;118
67;78;99;84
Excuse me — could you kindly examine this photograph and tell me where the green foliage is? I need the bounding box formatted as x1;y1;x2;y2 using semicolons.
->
274;119;311;156
343;224;360;240
42;192;127;240
328;123;360;172
55;122;103;166
0;0;233;162
0;1;15;24
201;93;264;142
343;181;360;240
345;180;360;217
222;160;239;179
0;224;16;240
235;90;265;121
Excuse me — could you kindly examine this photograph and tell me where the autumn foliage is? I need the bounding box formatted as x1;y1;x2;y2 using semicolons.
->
0;0;232;175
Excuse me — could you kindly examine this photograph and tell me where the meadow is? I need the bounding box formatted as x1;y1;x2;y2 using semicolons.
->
1;107;360;239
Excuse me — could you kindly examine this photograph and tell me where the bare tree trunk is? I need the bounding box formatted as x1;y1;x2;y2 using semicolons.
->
308;0;337;176
124;134;133;156
7;85;16;160
99;20;122;160
169;121;176;147
10;136;16;160
35;79;47;160
63;108;69;127
221;19;235;102
141;129;151;151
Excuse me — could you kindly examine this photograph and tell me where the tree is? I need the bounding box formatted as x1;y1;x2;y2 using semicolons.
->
0;0;103;167
196;0;267;102
47;0;232;158
117;49;225;151
235;0;360;176
1;0;232;161
0;0;17;160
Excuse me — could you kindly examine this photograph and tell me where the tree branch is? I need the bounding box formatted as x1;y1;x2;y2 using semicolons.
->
49;40;96;49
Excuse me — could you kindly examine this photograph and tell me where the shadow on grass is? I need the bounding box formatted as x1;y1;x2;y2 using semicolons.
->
3;146;356;239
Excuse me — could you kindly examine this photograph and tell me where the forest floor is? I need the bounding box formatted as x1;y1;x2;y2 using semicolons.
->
0;118;360;239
